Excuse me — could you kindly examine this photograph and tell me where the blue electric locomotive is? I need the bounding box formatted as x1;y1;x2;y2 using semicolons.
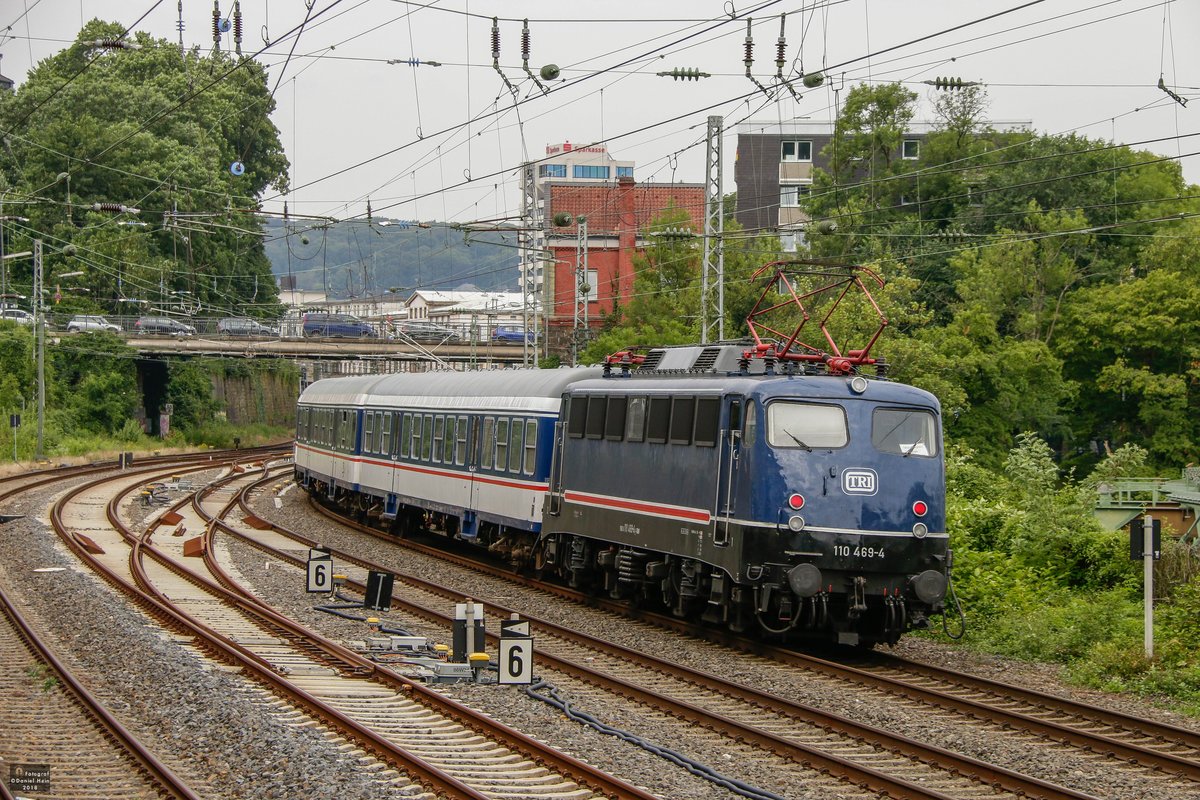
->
294;341;950;646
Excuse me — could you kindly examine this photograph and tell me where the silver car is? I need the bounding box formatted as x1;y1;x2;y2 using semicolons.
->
66;315;121;333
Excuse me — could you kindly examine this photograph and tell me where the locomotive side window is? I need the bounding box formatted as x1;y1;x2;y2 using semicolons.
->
584;396;606;439
605;396;626;441
566;397;586;439
872;408;939;457
509;420;524;472
694;397;720;447
524;420;537;474
647;396;671;443
496;418;510;468
626;397;646;442
421;414;433;461
767;402;848;449
400;413;413;458
670;397;695;445
481;418;496;469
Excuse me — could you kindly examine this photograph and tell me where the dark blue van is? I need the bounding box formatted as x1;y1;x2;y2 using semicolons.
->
302;312;378;338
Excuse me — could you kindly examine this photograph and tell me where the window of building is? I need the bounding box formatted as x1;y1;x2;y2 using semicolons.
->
573;165;610;179
616;166;633;178
781;140;812;162
902;139;920;160
780;183;811;207
579;269;599;303
539;163;566;178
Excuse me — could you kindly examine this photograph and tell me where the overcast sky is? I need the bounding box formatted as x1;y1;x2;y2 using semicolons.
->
2;0;1197;225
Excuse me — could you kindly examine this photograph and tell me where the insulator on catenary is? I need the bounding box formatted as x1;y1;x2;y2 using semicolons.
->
776;14;787;76
88;38;140;50
743;19;754;68
92;202;141;214
656;67;711;81
233;1;243;53
491;17;501;62
388;58;442;67
212;1;221;44
521;19;531;61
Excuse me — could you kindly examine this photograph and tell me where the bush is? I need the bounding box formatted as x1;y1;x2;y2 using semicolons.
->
976;590;1141;662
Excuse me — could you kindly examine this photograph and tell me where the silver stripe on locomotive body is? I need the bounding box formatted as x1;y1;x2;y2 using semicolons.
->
715;517;949;538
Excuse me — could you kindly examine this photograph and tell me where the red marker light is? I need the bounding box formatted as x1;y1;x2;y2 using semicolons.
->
788;493;805;510
912;500;928;517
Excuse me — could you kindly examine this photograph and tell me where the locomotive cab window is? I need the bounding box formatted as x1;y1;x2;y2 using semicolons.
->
767;402;848;449
872;408;939;457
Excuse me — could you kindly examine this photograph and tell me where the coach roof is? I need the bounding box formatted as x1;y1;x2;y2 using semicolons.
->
298;367;604;412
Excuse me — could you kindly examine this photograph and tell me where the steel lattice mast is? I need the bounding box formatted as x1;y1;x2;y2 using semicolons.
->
701;115;725;344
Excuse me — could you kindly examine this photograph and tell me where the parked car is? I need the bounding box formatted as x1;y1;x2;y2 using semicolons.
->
491;325;534;344
393;320;464;344
302;312;378;339
217;317;276;337
0;308;35;327
134;316;196;336
66;315;121;333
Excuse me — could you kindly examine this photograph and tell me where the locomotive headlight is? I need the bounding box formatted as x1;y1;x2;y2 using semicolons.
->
912;522;928;539
787;515;806;532
849;375;869;394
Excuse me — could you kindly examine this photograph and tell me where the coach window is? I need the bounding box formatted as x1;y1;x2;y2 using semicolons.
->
567;396;586;439
382;413;394;456
872;408;938;457
626;397;646;442
647;396;671;443
604;396;626;441
670;398;695;445
495;418;510;469
694;397;720;447
421;414;434;461
524;420;537;474
364;412;375;454
767;402;848;449
432;416;445;463
400;413;412;458
584;395;606;440
443;417;456;464
481;417;495;469
509;419;524;472
456;416;469;465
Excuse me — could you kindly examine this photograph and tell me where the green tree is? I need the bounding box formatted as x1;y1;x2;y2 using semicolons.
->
0;21;289;317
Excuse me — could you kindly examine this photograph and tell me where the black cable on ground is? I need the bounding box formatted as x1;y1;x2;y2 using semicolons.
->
525;679;789;800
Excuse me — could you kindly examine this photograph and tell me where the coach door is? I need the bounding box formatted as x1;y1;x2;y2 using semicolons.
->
713;395;743;546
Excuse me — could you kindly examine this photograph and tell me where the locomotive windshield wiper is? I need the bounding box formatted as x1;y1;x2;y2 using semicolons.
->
902;437;924;457
784;430;812;451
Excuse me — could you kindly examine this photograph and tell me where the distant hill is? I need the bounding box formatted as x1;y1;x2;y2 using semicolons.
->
263;218;521;298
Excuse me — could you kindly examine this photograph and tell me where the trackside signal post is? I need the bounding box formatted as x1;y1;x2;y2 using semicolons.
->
1130;515;1161;657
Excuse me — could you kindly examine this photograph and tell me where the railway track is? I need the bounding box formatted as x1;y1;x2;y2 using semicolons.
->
48;457;661;800
213;469;1200;800
0;581;200;800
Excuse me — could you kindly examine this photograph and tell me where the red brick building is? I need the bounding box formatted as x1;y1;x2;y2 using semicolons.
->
542;177;704;335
